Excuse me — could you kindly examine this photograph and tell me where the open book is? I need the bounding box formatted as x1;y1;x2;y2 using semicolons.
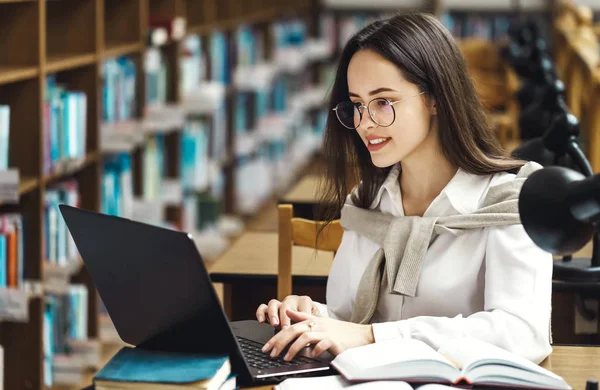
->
330;338;570;389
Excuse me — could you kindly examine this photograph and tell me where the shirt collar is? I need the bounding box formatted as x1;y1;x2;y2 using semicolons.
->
370;163;493;215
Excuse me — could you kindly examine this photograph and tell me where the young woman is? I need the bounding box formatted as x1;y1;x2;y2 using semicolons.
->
256;12;553;364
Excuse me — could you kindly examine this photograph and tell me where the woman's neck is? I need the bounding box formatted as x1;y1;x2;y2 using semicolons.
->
399;135;457;216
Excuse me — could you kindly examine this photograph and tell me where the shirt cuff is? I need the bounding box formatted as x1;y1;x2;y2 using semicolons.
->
312;301;329;318
372;320;412;343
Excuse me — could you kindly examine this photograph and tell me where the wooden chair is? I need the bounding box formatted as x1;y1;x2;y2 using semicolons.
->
457;38;520;150
588;69;600;172
277;204;343;301
553;1;594;78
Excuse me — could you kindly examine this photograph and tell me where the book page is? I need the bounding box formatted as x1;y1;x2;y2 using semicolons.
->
438;337;563;380
276;376;414;390
332;339;458;381
275;375;353;390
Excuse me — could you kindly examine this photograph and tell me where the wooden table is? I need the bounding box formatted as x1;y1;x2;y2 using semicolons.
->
279;175;323;220
79;345;600;390
208;232;333;321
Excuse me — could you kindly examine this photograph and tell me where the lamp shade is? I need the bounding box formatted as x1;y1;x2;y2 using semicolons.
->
519;166;596;255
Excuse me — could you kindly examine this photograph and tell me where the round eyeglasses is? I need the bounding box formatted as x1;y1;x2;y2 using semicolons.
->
333;91;425;130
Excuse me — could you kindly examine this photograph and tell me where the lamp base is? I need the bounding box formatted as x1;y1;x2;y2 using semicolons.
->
553;257;600;282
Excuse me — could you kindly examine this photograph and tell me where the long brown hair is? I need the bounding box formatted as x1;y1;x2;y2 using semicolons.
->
317;12;525;223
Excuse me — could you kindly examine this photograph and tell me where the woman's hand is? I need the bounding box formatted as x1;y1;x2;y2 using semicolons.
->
261;309;374;361
256;295;320;329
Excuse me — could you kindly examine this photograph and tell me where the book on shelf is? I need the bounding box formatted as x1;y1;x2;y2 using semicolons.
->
0;214;24;289
43;76;88;174
143;135;166;201
236;25;258;67
103;57;137;123
146;47;169;107
0;105;9;171
210;31;230;85
94;346;235;390
180;35;204;98
440;12;547;42
44;284;90;386
329;337;569;389
44;180;80;267
103;153;134;219
181;120;209;194
44;301;54;387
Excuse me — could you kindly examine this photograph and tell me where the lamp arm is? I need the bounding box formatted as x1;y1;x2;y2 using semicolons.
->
566;139;594;177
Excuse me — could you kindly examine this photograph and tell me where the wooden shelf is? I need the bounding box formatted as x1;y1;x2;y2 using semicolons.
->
0;176;39;208
46;53;97;73
0;1;325;389
19;176;39;195
43;153;99;186
103;42;142;60
0;66;38;86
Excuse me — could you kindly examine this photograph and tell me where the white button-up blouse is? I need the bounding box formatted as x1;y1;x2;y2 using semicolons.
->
314;164;553;364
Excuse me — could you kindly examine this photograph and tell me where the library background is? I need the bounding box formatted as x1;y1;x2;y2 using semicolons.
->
0;0;598;389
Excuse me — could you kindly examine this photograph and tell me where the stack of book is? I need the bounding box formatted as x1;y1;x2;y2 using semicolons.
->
93;347;236;390
44;180;80;267
103;57;137;123
102;153;134;219
0;105;9;171
0;214;24;289
43;76;88;174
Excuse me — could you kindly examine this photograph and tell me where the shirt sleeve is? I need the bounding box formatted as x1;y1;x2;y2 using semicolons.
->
370;224;554;364
312;301;335;318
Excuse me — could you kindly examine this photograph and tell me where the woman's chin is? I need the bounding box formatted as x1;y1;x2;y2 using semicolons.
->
370;153;402;168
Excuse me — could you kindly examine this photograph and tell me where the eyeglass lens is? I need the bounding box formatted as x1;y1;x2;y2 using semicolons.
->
335;98;395;129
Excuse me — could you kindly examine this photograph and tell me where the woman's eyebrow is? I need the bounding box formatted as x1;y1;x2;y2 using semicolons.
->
348;87;399;98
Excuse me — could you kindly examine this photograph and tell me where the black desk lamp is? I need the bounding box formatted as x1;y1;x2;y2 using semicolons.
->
513;109;589;172
514;51;558;110
517;76;566;140
519;166;600;281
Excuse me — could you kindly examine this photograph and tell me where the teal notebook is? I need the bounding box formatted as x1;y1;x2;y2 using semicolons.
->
94;346;231;389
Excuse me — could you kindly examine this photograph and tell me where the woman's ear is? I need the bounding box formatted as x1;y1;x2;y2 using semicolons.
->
431;101;437;116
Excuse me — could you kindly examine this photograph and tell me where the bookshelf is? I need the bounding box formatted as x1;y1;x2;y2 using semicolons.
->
0;0;324;389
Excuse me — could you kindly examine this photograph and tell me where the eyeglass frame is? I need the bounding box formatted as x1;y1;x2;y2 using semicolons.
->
332;91;426;130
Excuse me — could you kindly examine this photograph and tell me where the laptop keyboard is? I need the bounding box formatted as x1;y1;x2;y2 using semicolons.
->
237;336;317;370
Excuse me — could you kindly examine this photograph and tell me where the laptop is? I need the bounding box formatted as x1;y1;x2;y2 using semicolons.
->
58;205;333;386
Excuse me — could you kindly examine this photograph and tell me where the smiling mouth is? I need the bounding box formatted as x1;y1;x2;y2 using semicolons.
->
368;137;390;145
367;137;392;152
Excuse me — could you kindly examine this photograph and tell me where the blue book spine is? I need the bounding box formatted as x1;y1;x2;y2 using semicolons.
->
0;235;6;287
43;301;55;387
78;92;87;158
60;93;70;160
113;169;122;217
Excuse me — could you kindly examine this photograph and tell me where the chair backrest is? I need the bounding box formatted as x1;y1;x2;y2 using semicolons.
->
277;204;343;300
